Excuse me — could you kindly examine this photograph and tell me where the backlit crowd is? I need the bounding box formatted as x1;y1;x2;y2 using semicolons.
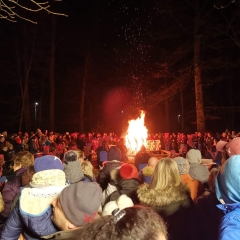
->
0;128;239;240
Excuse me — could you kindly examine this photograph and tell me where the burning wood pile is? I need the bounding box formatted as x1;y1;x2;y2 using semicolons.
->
125;111;148;155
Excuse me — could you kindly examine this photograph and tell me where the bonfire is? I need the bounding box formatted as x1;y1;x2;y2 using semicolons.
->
125;111;148;155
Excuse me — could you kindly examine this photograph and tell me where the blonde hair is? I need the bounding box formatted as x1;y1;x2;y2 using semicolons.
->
75;149;84;161
81;161;93;178
150;158;181;191
14;151;34;168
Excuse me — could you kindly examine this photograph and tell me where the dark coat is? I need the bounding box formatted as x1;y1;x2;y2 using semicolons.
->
1;201;58;240
98;161;122;190
137;183;194;240
82;174;96;182
107;178;140;204
134;151;151;171
194;191;223;240
0;168;27;219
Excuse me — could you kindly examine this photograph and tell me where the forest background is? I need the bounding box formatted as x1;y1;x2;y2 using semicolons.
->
0;0;240;135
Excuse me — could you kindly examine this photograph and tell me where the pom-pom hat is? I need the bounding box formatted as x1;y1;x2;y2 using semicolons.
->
120;163;139;179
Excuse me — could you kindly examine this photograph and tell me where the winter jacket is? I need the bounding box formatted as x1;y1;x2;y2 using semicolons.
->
180;174;204;201
101;169;120;208
193;191;222;240
1;185;66;240
134;151;151;171
1;168;66;240
101;183;118;208
217;203;240;240
107;178;140;204
0;167;27;220
81;174;96;182
215;155;240;240
98;160;122;190
137;183;194;240
1;200;57;240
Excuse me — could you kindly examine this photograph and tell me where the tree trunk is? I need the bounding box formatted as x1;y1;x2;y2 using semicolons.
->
49;17;56;131
17;25;35;132
23;25;33;133
164;99;170;132
180;90;184;132
164;78;170;132
80;54;90;132
194;0;205;133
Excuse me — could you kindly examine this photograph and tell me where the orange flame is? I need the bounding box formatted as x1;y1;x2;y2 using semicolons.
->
125;111;148;155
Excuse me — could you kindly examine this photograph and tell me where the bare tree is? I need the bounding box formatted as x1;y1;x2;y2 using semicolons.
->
0;0;67;24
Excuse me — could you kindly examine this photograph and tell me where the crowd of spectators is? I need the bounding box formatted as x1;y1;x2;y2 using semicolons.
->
0;128;239;239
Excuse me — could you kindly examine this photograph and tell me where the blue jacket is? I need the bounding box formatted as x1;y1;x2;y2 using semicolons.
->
1;184;66;240
217;203;240;240
1;201;58;240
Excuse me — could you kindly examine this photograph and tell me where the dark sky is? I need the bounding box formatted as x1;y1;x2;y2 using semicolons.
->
0;0;240;134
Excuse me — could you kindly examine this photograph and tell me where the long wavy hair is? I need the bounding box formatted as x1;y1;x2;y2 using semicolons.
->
150;158;181;191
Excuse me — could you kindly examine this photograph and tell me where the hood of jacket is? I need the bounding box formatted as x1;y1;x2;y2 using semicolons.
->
137;182;190;208
118;178;140;194
216;155;240;204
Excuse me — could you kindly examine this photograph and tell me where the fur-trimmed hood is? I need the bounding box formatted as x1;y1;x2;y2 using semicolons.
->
137;183;190;208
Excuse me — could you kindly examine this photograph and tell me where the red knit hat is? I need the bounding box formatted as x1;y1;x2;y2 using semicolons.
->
15;137;21;144
120;163;139;179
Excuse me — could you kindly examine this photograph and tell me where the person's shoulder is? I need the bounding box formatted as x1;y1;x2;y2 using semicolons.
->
220;208;240;240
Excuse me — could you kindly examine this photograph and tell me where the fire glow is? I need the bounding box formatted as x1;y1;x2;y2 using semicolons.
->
125;111;148;155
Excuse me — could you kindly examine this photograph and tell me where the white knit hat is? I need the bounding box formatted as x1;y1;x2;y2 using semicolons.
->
102;194;134;216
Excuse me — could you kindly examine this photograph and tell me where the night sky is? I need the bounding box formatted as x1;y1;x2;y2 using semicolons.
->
0;0;240;135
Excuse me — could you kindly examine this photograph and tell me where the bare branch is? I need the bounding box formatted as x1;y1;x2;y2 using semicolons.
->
214;0;235;9
0;0;68;24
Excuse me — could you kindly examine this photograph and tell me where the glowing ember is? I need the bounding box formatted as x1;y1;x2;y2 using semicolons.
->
125;111;148;155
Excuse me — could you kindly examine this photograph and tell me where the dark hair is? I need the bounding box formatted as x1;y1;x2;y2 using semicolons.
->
22;166;35;186
76;206;167;240
208;168;220;192
50;142;57;152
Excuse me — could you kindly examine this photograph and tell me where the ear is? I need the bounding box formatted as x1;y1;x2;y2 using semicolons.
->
68;222;77;230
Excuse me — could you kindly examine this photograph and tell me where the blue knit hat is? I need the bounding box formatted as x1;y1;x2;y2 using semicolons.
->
34;155;64;173
216;155;240;204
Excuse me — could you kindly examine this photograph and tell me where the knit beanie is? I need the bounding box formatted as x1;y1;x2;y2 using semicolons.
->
34;155;64;172
189;164;209;183
174;157;190;174
216;155;240;204
186;149;202;164
60;182;102;226
107;146;121;161
63;150;84;184
102;194;134;216
120;163;139;179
